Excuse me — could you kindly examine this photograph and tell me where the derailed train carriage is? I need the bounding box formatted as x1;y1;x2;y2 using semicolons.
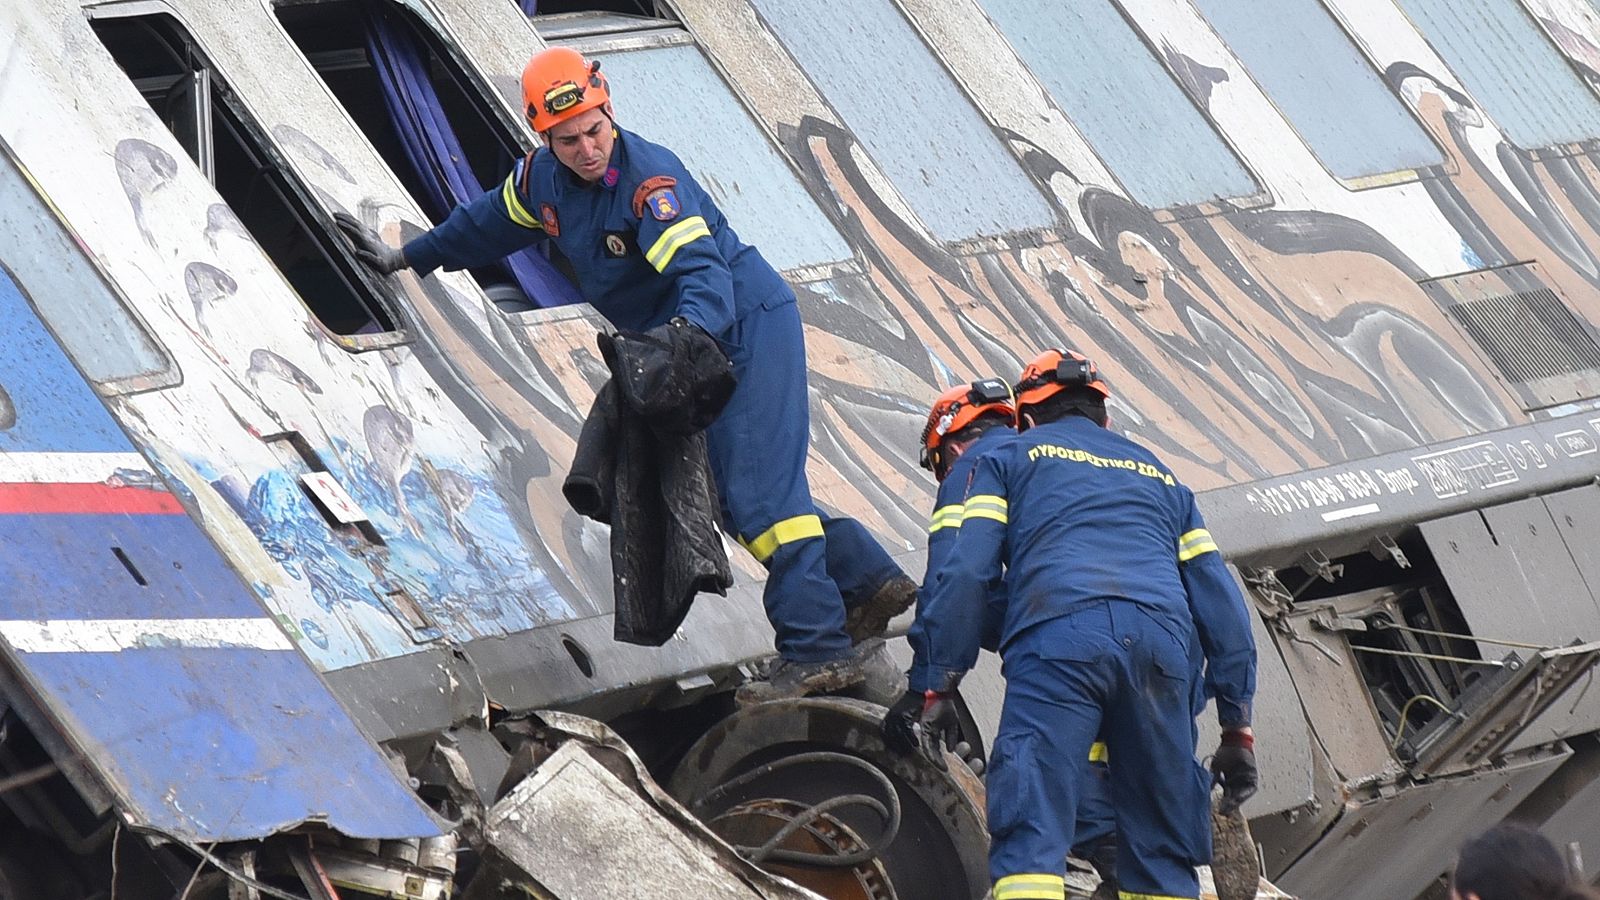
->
6;0;1600;896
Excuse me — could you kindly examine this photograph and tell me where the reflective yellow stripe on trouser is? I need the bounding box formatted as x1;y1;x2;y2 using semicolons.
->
993;873;1065;900
1088;741;1108;763
962;494;1008;525
739;514;824;564
1177;527;1217;562
1117;892;1197;900
645;215;711;271
501;174;539;229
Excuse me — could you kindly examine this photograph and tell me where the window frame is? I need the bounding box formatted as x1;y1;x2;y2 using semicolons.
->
546;8;867;282
740;0;1066;249
273;0;582;315
1389;0;1600;159
946;0;1274;223
87;0;412;352
1175;0;1456;192
0;137;182;397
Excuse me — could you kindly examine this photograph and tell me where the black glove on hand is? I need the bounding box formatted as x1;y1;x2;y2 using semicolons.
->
334;212;407;274
917;690;962;772
882;690;923;756
1212;729;1259;815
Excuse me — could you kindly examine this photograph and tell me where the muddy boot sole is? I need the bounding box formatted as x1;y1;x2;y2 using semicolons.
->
845;576;919;643
735;654;870;706
1210;802;1260;900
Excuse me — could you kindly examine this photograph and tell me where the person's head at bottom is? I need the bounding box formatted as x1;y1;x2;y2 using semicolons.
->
1451;822;1596;900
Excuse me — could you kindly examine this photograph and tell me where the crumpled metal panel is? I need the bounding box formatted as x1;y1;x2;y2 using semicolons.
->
1421;491;1600;752
1277;746;1567;900
482;715;823;900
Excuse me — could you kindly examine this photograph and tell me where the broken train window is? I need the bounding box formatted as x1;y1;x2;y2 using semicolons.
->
276;0;581;312
89;10;402;338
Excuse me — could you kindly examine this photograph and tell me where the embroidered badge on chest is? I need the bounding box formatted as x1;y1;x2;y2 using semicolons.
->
603;231;630;258
540;203;560;236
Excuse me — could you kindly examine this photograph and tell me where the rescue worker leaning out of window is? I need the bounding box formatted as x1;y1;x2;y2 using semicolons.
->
882;379;1121;898
334;47;915;701
889;349;1260;900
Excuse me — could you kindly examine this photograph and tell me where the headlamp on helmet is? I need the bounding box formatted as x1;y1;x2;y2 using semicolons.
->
919;378;1017;475
1014;348;1112;429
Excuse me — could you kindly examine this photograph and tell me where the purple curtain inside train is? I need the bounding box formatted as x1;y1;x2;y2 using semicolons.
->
362;2;578;308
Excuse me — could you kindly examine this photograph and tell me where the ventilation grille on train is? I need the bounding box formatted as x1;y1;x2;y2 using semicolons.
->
1447;288;1600;383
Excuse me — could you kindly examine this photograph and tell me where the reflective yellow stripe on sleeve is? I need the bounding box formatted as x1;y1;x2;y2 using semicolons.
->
1089;741;1108;763
928;504;965;533
961;494;1008;525
993;873;1066;900
645;215;711;271
501;174;540;229
739;514;824;564
1177;528;1218;562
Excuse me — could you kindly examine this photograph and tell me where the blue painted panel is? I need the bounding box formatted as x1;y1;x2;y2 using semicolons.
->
0;277;130;452
0;265;437;839
0;514;284;621
25;649;439;840
1193;0;1443;179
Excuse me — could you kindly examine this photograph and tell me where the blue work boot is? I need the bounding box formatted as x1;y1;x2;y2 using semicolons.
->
735;640;882;705
843;575;919;644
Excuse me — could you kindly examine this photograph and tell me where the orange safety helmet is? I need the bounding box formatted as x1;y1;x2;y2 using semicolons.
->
522;47;612;134
920;378;1016;474
1014;348;1111;410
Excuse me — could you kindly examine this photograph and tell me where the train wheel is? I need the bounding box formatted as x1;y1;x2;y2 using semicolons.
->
668;696;991;900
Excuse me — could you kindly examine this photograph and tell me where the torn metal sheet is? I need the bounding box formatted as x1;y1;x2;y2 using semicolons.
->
1404;640;1600;776
1277;746;1567;900
0;271;438;842
481;717;823;900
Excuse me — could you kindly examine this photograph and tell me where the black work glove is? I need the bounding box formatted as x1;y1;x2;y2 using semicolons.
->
917;690;962;771
334;212;407;274
882;690;923;756
1211;729;1258;815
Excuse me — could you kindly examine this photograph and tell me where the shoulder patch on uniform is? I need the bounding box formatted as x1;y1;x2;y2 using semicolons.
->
646;188;680;222
540;203;560;236
631;175;678;218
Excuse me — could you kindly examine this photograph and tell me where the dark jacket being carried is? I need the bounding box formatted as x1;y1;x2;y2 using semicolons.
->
563;321;736;645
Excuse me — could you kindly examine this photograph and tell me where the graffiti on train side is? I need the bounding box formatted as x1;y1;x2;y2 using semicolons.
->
769;115;1518;510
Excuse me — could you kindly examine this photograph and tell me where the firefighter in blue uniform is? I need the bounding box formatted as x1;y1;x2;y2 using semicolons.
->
335;47;912;700
881;377;1121;894
896;350;1259;900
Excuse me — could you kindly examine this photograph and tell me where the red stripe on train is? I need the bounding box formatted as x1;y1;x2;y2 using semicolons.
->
0;483;185;515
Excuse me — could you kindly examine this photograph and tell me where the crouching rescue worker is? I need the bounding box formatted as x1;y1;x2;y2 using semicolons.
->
895;349;1259;900
334;46;913;700
882;378;1120;893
